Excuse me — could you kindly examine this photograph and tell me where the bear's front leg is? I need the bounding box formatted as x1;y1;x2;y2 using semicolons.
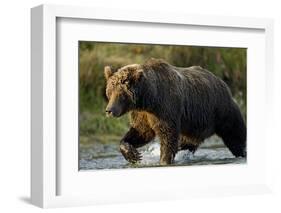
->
120;127;155;164
120;141;142;164
158;127;179;165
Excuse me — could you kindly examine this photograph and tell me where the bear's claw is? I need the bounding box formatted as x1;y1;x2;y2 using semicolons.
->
120;142;142;164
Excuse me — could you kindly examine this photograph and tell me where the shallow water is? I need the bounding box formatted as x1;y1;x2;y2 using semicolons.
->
79;136;246;170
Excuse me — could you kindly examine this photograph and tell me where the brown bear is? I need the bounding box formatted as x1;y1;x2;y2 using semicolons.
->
104;58;246;165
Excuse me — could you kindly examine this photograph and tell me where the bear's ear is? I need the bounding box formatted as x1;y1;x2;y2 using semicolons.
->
104;66;114;80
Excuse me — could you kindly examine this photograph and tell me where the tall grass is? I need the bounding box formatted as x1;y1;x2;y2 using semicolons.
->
79;42;247;140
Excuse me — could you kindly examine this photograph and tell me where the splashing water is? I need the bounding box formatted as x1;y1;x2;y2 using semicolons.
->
79;136;246;170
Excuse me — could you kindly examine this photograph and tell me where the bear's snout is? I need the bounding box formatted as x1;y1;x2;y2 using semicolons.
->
105;107;113;116
105;106;121;117
105;106;114;117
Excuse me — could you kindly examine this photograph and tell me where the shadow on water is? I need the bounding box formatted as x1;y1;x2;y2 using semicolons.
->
79;135;246;170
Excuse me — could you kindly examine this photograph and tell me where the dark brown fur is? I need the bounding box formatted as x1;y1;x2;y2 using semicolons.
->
104;58;246;165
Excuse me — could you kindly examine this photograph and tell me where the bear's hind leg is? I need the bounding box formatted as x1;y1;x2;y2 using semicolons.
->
179;135;201;154
219;132;246;158
216;106;246;158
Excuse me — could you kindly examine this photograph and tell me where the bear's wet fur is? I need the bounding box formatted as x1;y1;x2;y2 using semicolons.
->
104;58;246;165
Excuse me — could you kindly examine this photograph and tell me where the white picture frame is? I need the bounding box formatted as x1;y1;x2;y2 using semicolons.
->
31;4;274;208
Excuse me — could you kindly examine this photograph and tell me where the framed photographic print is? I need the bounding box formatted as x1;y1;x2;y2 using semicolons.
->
31;4;274;208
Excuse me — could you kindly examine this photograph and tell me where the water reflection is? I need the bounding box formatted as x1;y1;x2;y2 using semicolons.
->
79;136;246;170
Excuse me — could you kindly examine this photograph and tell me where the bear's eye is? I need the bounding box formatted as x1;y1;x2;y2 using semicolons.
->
121;79;129;85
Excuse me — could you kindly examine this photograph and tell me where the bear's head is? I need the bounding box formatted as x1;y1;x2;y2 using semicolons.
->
104;64;143;117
